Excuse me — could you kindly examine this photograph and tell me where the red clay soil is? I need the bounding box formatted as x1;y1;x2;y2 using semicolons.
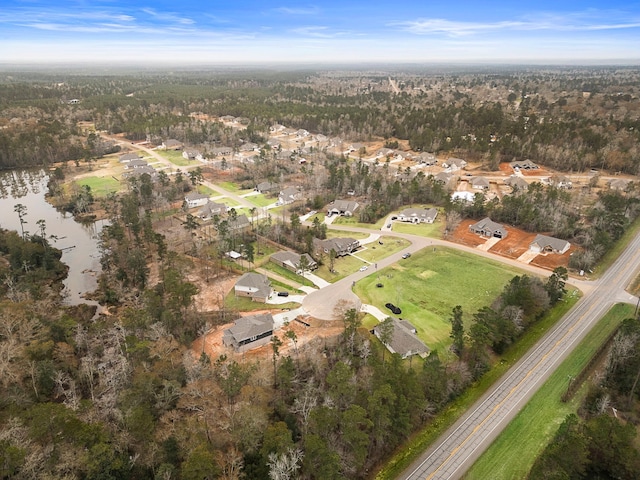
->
449;219;570;271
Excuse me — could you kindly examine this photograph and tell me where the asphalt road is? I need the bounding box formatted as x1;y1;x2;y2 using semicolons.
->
398;228;640;480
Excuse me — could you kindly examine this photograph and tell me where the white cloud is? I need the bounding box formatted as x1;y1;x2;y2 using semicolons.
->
274;6;320;15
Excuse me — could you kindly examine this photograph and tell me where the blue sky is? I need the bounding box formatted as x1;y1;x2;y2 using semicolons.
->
1;1;639;65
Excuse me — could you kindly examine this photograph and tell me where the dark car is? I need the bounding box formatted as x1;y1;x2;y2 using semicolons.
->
277;291;289;297
385;303;402;315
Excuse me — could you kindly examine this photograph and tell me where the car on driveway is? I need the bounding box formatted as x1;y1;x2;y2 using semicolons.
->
277;291;289;297
359;265;368;272
402;252;411;259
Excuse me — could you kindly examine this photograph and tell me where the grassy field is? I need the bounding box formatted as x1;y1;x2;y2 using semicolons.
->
245;194;275;207
260;262;316;288
352;237;410;263
354;247;526;352
391;218;445;238
333;215;386;229
466;303;634;480
326;229;369;240
75;176;122;196
158;150;193;167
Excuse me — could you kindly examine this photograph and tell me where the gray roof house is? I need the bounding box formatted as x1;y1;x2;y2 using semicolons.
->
608;178;632;191
470;176;490;190
549;175;573;189
433;171;453;185
278;187;302;205
270;251;318;274
119;152;141;163
182;149;202;160
529;234;571;254
123;165;157;179
255;181;279;194
505;175;529;191
124;159;149;170
313;237;360;257
223;313;275;352
416;152;437;165
162;139;183;150
469;217;508;238
397;207;438;224
327;199;359;217
442;157;467;172
234;272;272;302
510;159;539;170
228;214;250;231
373;318;430;359
199;201;227;220
185;192;210;208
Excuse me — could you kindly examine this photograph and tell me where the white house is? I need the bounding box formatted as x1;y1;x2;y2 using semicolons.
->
184;192;210;208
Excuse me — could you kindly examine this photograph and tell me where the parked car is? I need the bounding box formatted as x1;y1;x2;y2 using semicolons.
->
385;303;401;315
402;252;411;259
277;291;289;297
359;265;368;272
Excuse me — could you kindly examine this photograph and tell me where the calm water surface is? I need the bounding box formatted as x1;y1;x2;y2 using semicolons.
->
0;169;104;306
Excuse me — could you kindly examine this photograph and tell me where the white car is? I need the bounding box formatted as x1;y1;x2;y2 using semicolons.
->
359;266;368;272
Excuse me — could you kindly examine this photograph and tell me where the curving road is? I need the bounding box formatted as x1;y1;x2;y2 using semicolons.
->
398;228;640;479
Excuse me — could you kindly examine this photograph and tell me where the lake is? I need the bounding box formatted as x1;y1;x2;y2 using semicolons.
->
0;169;105;306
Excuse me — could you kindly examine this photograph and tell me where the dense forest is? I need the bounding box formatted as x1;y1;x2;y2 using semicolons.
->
1;67;640;173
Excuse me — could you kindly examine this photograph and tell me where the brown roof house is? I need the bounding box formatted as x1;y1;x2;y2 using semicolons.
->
313;237;360;257
234;272;272;302
270;251;317;274
397;207;438;224
223;313;275;352
529;234;570;254
469;217;508;238
373;318;430;359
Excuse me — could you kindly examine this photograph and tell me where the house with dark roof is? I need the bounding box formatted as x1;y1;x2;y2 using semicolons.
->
327;200;359;217
185;192;210;208
223;313;275;352
123;165;157;179
270;251;317;274
433;171;453;185
199;201;227;220
529;234;571;254
313;237;360;257
373;318;430;359
124;159;149;170
119;152;141;163
228;214;250;231
397;207;438;224
510;159;539;170
255;181;279;194
234;272;272;302
469;217;508;238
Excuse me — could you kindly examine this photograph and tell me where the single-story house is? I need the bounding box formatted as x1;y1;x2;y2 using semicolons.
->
510;159;539;170
434;171;453;185
416;152;437;165
529;234;571;254
124;159;149;170
199;201;227;220
327;199;359;217
469;217;508;238
549;175;573;189
313;237;360;257
211;146;233;157
278;187;302;205
267;138;281;148
119;152;141;163
162;139;183;150
451;191;475;203
123;165;156;179
505;175;529;191
239;142;259;152
223;313;275;352
442;157;467;172
270;251;318;274
234;272;272;302
470;176;490;190
255;181;279;194
182;149;202;161
608;178;632;191
185;192;210;208
348;143;366;153
228;214;250;231
376;148;395;158
373;318;430;359
397;207;438;224
270;124;286;133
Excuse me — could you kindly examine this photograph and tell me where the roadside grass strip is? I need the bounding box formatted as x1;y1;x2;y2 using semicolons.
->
465;303;634;480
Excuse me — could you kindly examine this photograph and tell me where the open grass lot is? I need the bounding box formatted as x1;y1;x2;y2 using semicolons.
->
260;262;316;288
352;237;410;263
217;181;253;195
326;229;369;240
332;215;385;229
466;303;635;480
391;218;445;238
314;253;373;282
74;176;121;197
197;185;217;196
354;247;526;352
224;291;299;312
158;150;193;167
245;193;275;207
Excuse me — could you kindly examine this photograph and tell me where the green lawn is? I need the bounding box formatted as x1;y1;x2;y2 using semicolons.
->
245;193;275;208
391;218;445;238
217;181;252;195
75;176;122;196
326;229;369;240
466;303;634;480
332;215;386;229
158;150;193;167
260;262;316;288
354;247;526;352
352;237;410;263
